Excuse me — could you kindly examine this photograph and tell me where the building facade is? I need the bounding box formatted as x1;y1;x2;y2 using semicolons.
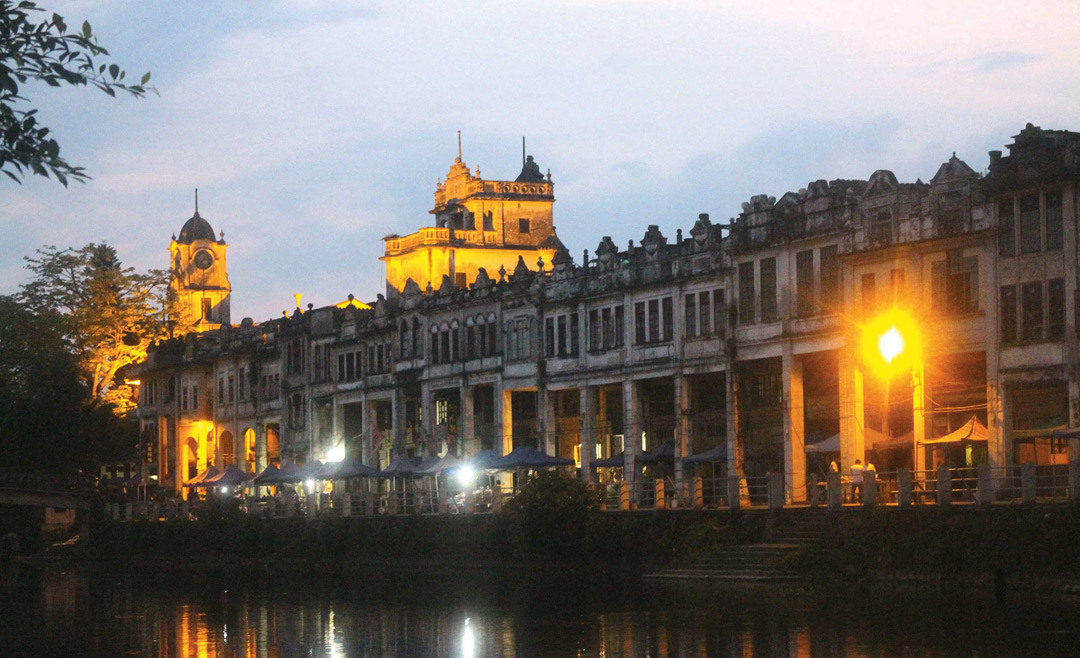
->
136;126;1080;500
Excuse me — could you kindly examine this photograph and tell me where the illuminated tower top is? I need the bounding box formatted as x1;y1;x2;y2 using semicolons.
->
382;141;562;293
169;193;231;332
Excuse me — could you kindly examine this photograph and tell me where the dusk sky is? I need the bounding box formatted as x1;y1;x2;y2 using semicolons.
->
2;0;1078;322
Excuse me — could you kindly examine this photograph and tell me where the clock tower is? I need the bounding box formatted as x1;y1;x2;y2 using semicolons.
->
169;200;231;332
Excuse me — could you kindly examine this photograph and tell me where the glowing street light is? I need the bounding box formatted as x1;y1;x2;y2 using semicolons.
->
456;465;476;488
878;325;905;364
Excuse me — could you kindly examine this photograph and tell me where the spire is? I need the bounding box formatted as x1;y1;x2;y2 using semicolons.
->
457;130;462;162
522;136;526;168
194;188;199;215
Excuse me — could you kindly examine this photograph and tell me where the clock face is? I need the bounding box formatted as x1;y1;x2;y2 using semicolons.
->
193;250;214;270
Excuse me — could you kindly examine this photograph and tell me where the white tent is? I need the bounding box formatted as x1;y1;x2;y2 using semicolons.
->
917;416;988;445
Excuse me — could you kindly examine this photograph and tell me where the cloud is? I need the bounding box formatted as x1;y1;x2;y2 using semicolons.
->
962;51;1043;72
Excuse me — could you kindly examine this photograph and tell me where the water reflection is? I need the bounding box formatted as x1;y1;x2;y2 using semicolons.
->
1;564;1078;657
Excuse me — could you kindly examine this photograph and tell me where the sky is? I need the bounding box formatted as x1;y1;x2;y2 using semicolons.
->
3;0;1079;322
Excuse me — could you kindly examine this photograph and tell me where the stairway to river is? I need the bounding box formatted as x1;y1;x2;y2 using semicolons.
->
643;509;829;584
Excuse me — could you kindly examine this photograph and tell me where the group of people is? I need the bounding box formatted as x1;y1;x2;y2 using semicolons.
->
829;458;876;502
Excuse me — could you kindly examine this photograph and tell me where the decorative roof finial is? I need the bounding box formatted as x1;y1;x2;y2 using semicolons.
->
522;136;526;168
194;188;199;215
457;130;462;162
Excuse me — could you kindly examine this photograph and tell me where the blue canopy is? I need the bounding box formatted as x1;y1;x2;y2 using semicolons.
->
252;463;280;485
415;454;461;475
638;441;676;465
184;465;221;488
682;444;727;464
488;446;574;470
589;451;626;469
378;455;423;478
319;457;377;479
203;464;254;487
269;461;305;484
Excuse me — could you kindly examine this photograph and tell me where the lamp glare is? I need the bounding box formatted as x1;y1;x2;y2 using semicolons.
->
878;326;904;364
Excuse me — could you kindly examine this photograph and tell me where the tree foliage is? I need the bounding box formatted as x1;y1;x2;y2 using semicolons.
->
0;295;137;475
21;243;173;413
499;470;600;561
1;0;154;185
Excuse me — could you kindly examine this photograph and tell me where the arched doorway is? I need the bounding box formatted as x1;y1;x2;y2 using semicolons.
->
185;437;199;481
266;424;281;465
243;428;257;472
220;431;235;467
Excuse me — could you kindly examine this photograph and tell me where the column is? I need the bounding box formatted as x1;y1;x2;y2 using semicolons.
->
494;379;513;456
255;422;268;475
360;393;371;465
580;386;597;483
838;347;865;472
623;379;641;502
392;388;406;455
725;369;742;479
783;346;806;503
460;385;474;458
986;379;1006;467
674;374;691;486
420;382;434;454
912;361;926;472
539;387;556;455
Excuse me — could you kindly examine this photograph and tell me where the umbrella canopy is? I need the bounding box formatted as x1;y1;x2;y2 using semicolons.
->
918;416;989;445
204;464;254;487
272;461;306;484
378;455;423;478
183;465;220;488
589;451;626;469
488;446;574;470
682;443;727;464
638;441;676;465
320;457;377;479
470;450;500;470
416;454;461;476
252;463;281;485
805;434;840;454
298;460;326;481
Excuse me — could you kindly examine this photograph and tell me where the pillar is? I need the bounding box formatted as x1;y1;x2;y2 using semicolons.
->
361;395;373;466
839;348;865;472
392;388;406;455
783;347;806;503
580;386;597;483
623;379;641;502
986;379;1006;468
539;386;556;455
912;361;927;472
495;380;513;456
674;374;691;488
725;369;741;479
420;382;434;454
460;385;474;458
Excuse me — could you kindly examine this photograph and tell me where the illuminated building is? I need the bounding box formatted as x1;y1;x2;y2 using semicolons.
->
137;126;1080;500
169;197;231;332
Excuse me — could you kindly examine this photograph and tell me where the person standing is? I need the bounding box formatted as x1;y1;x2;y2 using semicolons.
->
850;459;864;503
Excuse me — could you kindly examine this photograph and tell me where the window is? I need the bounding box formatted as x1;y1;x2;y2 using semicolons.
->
759;258;778;322
998;199;1016;256
685;294;697;337
1048;278;1065;340
861;273;876;316
946;250;978;314
1046;192;1063;251
1019;194;1041;254
698;291;711;336
191;386;198;410
436;399;449;426
871;209;892;245
337;351;359;382
166;377;176;403
227;372;235;403
201;298;212;321
509;317;531;360
288;394;304;430
589;309;601;349
519;218;530;234
557;315;568;357
286;340;304;374
238;367;246;401
545;312;579;358
634;298;672;344
711;289;725;338
819;246;840;309
217;374;225;404
400;320;409;357
1022;282;1043;342
466;325;477;359
795;249;815;317
1000;285;1017;344
545;317;555;358
261;373;280;400
571;313;580;355
738;262;755;324
455;272;467;289
181;385;189;411
591;304;624;351
890;269;905;306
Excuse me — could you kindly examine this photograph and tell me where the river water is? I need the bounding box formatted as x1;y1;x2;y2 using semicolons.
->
1;564;1079;657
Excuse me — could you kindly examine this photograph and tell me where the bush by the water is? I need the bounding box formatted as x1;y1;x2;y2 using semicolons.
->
498;471;599;561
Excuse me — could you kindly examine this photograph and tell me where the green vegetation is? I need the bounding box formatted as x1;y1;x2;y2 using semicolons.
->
1;0;154;185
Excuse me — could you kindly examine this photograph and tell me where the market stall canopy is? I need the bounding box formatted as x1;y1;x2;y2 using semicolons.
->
204;464;254;487
378;455;423;478
488;446;574;470
682;444;727;463
469;450;500;470
416;454;461;476
183;465;220;487
589;451;626;468
804;434;840;454
272;461;306;484
298;461;326;481
251;463;281;485
319;457;377;479
917;417;988;445
638;441;676;465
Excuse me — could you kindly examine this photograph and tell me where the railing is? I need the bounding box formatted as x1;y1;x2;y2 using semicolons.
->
104;461;1080;521
383;228;502;254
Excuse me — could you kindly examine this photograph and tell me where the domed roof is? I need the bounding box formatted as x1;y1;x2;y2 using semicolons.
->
177;211;217;244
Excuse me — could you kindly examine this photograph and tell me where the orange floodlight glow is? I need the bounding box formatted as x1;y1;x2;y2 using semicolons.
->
861;308;920;377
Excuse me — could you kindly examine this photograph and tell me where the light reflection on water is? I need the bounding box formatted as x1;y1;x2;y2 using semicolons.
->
1;564;1079;657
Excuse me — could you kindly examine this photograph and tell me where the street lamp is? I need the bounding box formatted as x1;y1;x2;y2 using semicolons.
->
861;308;920;377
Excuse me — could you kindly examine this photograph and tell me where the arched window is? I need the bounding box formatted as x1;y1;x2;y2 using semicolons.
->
399;320;409;357
411;317;421;355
